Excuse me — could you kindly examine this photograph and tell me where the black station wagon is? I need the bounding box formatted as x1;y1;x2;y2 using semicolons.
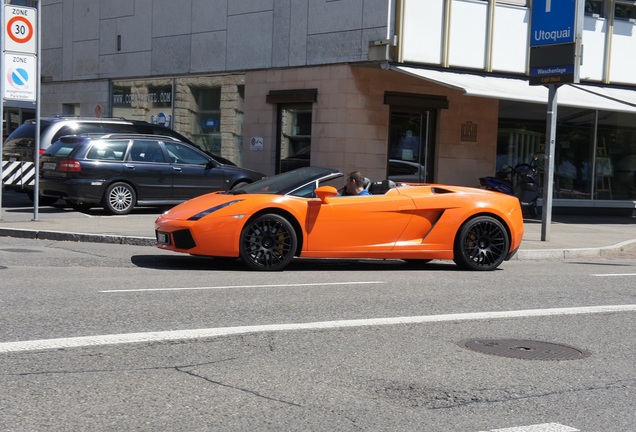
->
39;134;265;215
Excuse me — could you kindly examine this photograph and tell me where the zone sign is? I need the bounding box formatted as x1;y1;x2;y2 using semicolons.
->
3;5;37;55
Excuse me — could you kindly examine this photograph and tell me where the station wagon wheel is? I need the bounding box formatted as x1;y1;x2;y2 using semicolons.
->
103;182;136;215
239;214;297;271
454;216;509;271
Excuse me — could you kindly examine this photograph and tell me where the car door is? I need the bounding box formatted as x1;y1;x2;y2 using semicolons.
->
124;139;173;200
163;141;225;198
304;192;416;253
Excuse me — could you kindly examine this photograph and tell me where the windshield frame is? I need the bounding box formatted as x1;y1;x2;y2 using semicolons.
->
229;166;342;197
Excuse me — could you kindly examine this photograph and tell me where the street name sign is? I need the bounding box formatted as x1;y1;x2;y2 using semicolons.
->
529;0;583;86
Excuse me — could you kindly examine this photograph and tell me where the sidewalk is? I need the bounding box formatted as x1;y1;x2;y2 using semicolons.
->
1;191;635;260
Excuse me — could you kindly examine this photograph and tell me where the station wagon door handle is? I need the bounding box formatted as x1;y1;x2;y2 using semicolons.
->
124;164;135;169
173;167;182;172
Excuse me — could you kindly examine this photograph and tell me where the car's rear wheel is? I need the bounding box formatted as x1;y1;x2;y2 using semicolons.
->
239;214;297;271
454;216;509;271
103;182;136;215
66;199;93;212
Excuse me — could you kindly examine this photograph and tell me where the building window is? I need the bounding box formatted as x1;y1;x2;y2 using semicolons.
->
191;87;222;155
615;1;636;21
585;0;636;20
585;0;604;17
277;105;312;173
266;89;317;174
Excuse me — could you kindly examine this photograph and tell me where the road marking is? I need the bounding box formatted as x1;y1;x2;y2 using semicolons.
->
591;273;636;277
1;304;635;353
100;281;386;293
478;423;579;431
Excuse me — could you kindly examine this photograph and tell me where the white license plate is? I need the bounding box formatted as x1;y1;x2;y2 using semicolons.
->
42;162;57;170
156;232;170;245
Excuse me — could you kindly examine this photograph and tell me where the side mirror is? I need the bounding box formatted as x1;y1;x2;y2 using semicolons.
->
315;185;338;203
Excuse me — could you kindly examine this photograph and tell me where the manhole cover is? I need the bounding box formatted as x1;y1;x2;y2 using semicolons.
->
460;339;589;361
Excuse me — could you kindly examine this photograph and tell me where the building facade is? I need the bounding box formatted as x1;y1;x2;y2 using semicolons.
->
3;0;636;212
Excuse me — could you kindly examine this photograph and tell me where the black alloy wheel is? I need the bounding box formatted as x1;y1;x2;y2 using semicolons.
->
454;216;510;271
239;214;297;271
103;182;136;215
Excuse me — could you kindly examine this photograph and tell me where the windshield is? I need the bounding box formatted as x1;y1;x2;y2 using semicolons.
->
2;121;52;161
231;166;342;196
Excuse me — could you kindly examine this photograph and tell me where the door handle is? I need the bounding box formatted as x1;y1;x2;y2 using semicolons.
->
173;167;182;172
124;164;135;169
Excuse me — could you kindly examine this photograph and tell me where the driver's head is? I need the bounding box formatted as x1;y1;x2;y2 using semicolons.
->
346;171;366;194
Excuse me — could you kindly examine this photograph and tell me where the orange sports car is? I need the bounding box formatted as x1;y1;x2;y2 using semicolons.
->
155;166;524;271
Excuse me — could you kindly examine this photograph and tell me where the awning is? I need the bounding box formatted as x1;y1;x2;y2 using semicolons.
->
392;65;636;114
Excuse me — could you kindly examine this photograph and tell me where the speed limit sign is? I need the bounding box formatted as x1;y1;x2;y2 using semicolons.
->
3;5;37;55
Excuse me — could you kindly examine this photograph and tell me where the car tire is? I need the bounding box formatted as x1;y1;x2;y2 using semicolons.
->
66;199;94;212
231;181;249;190
103;182;136;215
453;216;509;271
239;214;297;271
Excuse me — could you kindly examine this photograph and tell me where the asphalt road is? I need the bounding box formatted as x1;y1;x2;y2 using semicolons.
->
1;237;635;431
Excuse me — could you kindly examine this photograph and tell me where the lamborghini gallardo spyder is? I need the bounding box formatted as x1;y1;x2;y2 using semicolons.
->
155;166;524;271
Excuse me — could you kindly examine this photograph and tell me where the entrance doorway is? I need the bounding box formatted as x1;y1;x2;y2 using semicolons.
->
388;110;435;183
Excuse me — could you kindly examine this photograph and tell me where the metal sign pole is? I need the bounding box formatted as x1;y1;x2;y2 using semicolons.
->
0;1;4;221
32;0;40;221
541;84;559;241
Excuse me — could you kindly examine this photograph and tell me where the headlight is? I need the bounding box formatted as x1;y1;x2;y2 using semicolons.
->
188;200;243;221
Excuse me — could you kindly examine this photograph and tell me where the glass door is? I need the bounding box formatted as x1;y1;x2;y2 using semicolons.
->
388;111;434;183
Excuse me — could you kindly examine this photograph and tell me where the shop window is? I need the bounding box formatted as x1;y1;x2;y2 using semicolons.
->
498;101;636;201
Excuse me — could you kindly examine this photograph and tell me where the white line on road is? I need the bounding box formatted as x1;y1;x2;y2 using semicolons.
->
591;273;636;277
99;281;386;293
1;304;635;354
478;422;579;431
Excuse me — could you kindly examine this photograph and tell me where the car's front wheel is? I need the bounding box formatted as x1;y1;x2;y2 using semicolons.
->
454;216;509;271
239;214;297;271
103;182;136;215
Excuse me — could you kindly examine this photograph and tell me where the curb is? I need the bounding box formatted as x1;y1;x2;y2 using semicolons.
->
0;227;156;247
512;239;636;260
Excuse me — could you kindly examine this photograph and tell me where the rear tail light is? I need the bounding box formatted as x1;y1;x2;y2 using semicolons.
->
58;160;81;172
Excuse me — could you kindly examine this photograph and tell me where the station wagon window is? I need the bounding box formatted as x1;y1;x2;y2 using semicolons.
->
86;140;128;161
164;142;209;165
128;140;166;163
